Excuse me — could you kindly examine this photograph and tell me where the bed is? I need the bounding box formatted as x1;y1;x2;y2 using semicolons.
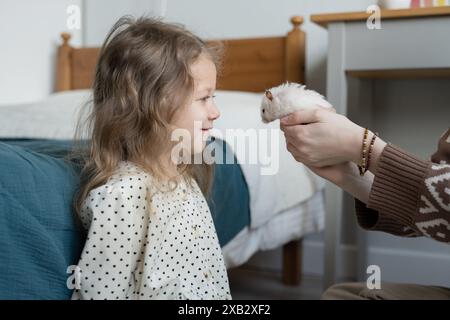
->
0;16;326;299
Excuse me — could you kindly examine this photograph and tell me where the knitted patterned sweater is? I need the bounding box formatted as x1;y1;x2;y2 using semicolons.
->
356;128;450;244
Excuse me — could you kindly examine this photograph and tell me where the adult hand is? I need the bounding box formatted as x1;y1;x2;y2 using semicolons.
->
280;108;364;168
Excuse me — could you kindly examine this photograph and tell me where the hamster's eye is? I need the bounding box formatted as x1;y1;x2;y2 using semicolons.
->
262;109;265;113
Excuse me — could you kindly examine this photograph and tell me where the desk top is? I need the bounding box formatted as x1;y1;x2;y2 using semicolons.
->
311;6;450;28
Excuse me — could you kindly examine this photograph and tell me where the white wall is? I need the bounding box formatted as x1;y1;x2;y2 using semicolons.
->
0;0;82;106
84;0;164;46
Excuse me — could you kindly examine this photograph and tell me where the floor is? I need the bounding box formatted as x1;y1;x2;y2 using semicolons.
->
228;266;324;300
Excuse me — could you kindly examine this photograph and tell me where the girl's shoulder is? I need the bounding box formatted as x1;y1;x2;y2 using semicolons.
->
107;161;153;185
87;161;152;200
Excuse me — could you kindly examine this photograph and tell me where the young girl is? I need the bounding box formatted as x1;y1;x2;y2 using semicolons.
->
71;16;230;300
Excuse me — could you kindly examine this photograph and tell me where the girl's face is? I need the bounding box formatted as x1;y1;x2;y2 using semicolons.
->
171;54;220;156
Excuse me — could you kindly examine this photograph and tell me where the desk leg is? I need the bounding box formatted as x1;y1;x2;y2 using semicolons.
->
323;22;348;290
324;183;343;290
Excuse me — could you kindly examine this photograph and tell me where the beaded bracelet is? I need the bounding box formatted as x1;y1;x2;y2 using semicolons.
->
365;132;378;174
358;128;369;176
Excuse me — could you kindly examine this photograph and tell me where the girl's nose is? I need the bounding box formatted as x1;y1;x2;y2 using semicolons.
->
209;102;220;121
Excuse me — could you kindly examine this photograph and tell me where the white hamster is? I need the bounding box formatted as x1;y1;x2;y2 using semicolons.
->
261;82;332;123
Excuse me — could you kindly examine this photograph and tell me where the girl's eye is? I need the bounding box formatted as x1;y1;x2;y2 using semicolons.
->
199;95;216;102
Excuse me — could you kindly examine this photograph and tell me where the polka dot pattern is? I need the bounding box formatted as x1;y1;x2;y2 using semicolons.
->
71;161;231;300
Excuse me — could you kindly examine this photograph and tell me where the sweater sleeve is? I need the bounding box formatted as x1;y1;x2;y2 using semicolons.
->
355;129;450;244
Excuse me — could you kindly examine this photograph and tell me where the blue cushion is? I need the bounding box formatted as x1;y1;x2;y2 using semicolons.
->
207;138;250;247
0;141;83;299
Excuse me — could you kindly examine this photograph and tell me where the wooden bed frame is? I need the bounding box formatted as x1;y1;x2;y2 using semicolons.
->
55;16;306;286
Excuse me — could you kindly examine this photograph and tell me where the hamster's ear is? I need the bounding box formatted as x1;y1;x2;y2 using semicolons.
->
265;90;273;101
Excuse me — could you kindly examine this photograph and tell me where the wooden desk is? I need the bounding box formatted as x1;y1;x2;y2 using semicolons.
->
311;7;450;289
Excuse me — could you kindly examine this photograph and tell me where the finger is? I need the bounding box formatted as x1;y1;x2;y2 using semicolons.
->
287;141;297;151
286;141;296;154
280;124;298;137
280;108;324;126
287;142;304;163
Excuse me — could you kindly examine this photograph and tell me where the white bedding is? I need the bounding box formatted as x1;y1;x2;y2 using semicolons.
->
0;90;92;140
0;90;325;262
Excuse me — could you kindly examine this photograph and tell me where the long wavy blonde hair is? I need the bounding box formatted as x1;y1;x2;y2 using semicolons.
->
71;16;222;219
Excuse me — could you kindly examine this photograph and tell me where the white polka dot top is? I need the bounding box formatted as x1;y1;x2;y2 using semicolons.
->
71;161;231;300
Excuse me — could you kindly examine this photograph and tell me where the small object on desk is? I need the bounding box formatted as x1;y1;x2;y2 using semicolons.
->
411;0;421;8
436;0;449;6
260;82;333;123
378;0;412;9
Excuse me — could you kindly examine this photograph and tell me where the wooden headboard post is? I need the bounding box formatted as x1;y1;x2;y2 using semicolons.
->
285;16;305;84
55;33;73;92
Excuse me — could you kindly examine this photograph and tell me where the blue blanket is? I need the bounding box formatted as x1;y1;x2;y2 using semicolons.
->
0;139;249;299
